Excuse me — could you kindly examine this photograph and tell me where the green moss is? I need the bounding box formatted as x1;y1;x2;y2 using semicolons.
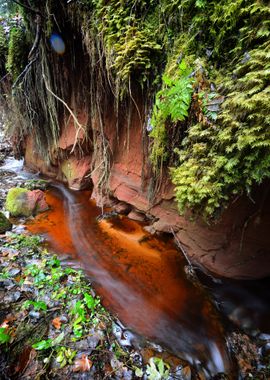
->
6;25;29;80
148;0;270;218
3;0;270;219
5;187;31;217
0;25;7;75
0;212;12;233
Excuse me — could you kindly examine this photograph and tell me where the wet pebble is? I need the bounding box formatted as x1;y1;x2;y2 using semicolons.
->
258;333;270;342
29;310;41;319
87;330;102;349
4;290;21;302
73;338;92;352
0;279;15;289
60;314;69;323
8;268;21;277
21;284;34;292
11;224;26;234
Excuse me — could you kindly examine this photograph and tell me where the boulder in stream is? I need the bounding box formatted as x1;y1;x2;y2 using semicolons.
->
6;187;49;217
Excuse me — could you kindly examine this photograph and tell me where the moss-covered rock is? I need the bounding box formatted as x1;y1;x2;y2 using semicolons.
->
61;157;92;190
6;188;29;217
0;211;12;233
5;188;48;217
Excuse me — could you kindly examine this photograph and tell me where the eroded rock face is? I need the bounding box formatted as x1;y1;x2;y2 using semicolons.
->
23;108;270;279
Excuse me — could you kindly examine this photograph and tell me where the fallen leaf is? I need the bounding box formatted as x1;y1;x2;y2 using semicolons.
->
73;354;92;372
98;321;106;330
52;317;62;329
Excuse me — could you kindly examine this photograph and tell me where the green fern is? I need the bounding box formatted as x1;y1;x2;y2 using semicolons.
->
150;59;194;172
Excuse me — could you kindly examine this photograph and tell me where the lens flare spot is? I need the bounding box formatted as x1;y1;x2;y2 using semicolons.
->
50;33;65;55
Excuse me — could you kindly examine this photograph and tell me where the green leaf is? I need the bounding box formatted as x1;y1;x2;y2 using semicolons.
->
84;293;95;310
33;339;53;350
0;328;10;344
23;300;47;311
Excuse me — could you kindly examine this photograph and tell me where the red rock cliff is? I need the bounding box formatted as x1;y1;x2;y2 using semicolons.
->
24;100;270;280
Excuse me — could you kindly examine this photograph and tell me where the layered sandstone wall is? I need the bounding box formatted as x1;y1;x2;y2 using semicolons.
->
24;105;270;280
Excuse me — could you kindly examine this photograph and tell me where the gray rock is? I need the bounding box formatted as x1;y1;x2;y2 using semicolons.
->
87;330;102;349
29;311;41;319
0;279;15;289
258;333;270;342
73;338;91;352
8;268;21;277
4;290;21;302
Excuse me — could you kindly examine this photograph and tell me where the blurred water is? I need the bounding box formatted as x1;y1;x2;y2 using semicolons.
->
27;183;233;376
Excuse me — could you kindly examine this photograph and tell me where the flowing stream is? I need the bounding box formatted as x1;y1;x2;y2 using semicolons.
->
1;140;270;378
27;183;233;376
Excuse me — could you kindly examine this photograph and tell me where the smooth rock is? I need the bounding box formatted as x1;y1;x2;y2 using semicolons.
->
127;210;146;222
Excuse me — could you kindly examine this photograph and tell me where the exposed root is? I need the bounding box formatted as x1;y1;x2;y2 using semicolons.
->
42;71;87;154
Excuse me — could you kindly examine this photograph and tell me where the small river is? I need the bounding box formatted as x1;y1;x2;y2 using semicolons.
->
26;183;231;376
1;157;270;378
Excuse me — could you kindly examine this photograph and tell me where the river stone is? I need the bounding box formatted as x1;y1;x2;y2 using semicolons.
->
6;187;49;217
114;201;132;215
127;210;146;222
0;211;12;233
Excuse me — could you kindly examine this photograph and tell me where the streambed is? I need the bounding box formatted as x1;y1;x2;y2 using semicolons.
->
1;156;270;379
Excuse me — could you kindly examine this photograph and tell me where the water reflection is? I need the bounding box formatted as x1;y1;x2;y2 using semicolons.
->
27;183;232;376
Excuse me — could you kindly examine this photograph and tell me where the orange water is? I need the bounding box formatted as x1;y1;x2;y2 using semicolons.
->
27;183;232;375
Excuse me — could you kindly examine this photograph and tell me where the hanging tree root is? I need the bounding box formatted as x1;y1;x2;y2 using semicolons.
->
42;71;87;154
12;11;42;90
